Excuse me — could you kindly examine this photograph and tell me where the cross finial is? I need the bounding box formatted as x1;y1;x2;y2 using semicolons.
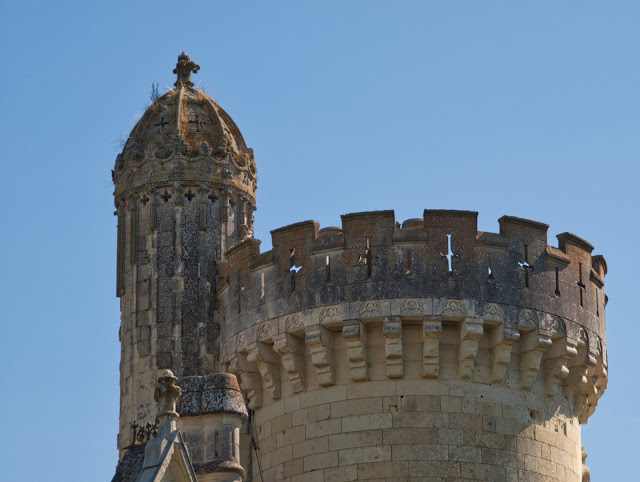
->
173;52;200;88
154;369;182;437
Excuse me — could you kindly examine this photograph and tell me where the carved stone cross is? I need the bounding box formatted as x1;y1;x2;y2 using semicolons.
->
189;114;204;132
154;116;169;131
359;237;373;278
440;234;459;273
173;52;200;88
518;244;534;288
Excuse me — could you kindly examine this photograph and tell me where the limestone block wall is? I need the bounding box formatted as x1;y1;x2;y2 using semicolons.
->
244;344;583;481
217;210;607;481
115;183;254;452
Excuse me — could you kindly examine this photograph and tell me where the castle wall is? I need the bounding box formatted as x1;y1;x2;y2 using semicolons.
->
241;325;584;481
217;210;607;481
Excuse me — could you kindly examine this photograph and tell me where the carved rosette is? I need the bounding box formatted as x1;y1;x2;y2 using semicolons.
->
400;298;424;319
483;303;504;323
442;299;466;320
359;300;383;320
519;309;539;331
285;314;304;333
319;305;342;325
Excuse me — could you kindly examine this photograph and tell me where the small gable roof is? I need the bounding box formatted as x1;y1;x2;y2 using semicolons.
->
112;444;146;482
112;431;197;482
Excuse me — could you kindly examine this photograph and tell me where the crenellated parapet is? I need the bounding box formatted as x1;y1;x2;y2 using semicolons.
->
217;210;608;424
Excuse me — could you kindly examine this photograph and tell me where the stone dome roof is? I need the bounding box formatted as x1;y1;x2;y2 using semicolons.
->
113;53;256;201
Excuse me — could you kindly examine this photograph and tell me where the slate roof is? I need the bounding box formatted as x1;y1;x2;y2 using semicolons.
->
111;444;146;482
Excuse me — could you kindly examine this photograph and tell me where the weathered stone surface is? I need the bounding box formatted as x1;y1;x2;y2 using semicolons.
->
178;373;248;419
114;55;609;481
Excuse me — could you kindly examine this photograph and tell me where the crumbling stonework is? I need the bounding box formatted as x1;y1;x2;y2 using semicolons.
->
114;54;608;481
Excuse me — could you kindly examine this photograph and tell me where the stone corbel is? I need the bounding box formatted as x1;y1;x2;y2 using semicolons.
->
305;325;334;386
581;361;607;423
543;337;577;398
566;340;596;421
246;341;281;400
489;324;520;385
228;353;262;409
593;361;608;404
342;319;368;381
422;316;442;378
272;332;305;393
458;317;484;380
383;316;403;378
519;328;552;390
581;365;599;422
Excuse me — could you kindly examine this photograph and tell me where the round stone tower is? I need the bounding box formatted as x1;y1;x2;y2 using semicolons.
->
218;211;608;481
114;55;609;481
113;53;256;454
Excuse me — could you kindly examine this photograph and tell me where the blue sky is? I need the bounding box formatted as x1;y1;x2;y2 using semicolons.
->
1;2;637;480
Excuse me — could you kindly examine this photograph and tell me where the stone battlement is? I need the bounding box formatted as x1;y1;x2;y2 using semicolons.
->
217;210;607;425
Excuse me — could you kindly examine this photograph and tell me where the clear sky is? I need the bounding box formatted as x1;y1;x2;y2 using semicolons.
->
1;1;637;480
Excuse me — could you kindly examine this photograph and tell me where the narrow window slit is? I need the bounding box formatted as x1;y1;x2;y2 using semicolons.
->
232;431;236;457
365;237;372;278
325;255;331;282
555;267;561;297
237;270;242;313
576;263;586;307
260;272;265;301
518;244;534;288
487;254;494;279
406;248;413;275
289;248;299;292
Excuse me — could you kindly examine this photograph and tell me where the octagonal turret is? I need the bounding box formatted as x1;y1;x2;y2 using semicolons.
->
112;53;256;458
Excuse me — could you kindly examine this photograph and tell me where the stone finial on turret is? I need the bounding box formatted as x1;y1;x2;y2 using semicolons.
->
154;369;182;438
173;52;200;88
